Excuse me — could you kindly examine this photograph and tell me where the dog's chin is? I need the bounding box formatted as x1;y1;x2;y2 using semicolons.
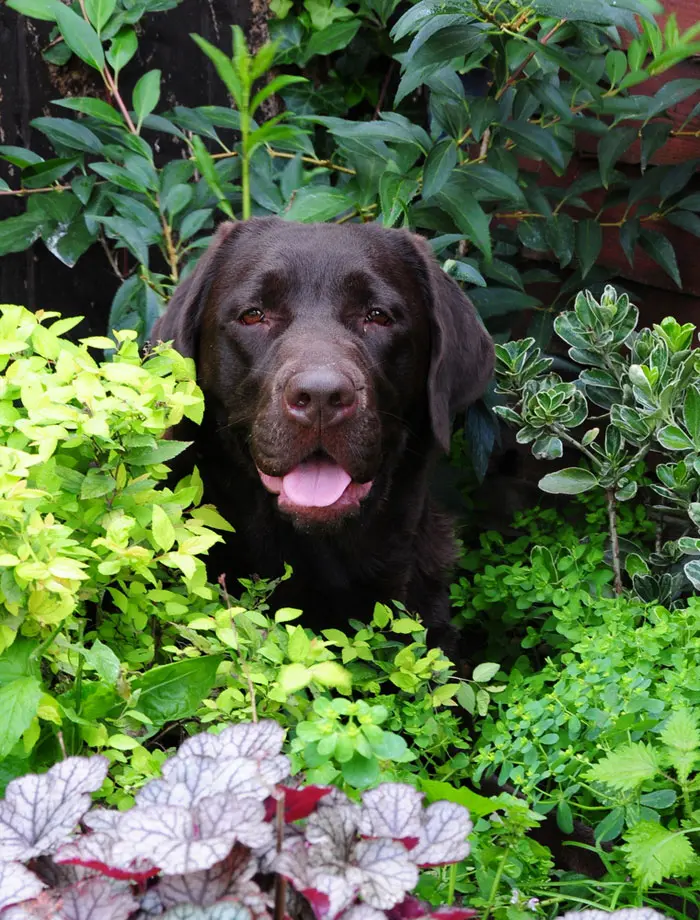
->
256;455;374;530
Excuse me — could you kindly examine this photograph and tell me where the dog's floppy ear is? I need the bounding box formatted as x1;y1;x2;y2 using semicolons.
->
409;233;494;453
151;221;240;358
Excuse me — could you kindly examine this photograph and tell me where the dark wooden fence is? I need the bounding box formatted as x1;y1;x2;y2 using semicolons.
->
0;0;254;335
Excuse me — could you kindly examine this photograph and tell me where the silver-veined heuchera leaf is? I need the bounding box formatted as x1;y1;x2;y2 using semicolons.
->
0;861;45;910
0;756;108;861
160;902;255;919
155;846;257;910
56;831;159;883
339;906;386;920
112;795;271;874
386;896;478;920
304;802;360;861
351;839;419;909
357;784;423;845
556;910;670;920
175;720;285;761
409;801;472;867
51;876;138;920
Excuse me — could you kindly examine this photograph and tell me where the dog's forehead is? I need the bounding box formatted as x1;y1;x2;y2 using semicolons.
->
218;223;421;301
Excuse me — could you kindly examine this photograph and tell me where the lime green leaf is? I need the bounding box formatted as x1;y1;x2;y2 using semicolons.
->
588;742;660;790
0;677;42;758
152;504;176;552
310;661;352;692
623;820;695;888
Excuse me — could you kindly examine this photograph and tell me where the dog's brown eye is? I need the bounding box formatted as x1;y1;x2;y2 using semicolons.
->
365;308;393;327
239;308;265;326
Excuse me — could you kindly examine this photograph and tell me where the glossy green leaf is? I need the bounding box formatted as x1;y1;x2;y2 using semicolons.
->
31;117;103;154
133;70;161;130
85;0;116;32
107;27;137;73
576;219;602;279
130;655;224;726
55;4;105;71
639;228;681;287
283;187;351;222
422;139;456;199
500;120;566;172
598;126;637;188
5;0;62;21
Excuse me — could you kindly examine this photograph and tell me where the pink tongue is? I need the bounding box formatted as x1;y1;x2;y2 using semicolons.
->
281;458;352;508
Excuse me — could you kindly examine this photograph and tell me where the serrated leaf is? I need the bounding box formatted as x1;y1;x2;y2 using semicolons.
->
588;742;660;791
0;676;42;759
623;820;695;888
0;756;108;861
130;656;223;726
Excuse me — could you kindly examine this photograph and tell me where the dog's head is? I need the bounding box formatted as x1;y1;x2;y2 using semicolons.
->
152;218;493;527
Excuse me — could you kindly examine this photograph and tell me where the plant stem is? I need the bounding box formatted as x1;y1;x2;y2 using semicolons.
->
606;488;623;595
483;845;510;920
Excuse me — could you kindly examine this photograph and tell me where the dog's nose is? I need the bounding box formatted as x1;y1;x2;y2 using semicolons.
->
284;368;357;427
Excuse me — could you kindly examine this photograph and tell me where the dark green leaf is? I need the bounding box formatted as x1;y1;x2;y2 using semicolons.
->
500;120;566;172
0;146;44;168
422;139;457;199
469;287;541;318
640;122;671;170
619;218;640;266
130;655;224;726
53;96;124;126
179;208;213;241
434;185;491;261
576;219;602;279
94;216;151;266
667;210;700;238
21;156;82;189
598;126;637;188
0;211;45;256
300;20;361;64
55;3;105;70
31;117;103;154
639;228;681;287
648;78;700;118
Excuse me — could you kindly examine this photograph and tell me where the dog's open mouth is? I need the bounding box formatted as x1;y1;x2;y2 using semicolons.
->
257;454;373;516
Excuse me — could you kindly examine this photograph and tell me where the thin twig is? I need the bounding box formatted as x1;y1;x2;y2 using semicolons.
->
0;184;70;197
274;795;286;920
218;574;257;722
495;19;567;101
373;61;396;119
606;488;623;595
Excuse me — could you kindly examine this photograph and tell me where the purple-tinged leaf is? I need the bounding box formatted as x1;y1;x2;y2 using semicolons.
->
0;757;108;861
430;910;478;920
275;840;356;919
353;839;418;909
358;785;423;843
156;846;256;909
387;899;478;920
56;832;159;883
410;802;472;867
0;862;45;910
161;903;254;920
53;876;138;920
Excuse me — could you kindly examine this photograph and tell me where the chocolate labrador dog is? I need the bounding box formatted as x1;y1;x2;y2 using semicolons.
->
152;218;493;658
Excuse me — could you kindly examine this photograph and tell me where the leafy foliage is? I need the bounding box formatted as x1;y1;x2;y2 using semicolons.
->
0;719;476;920
3;0;700;348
